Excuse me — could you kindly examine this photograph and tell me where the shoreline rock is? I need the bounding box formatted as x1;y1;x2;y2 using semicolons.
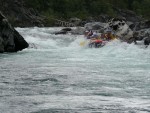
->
0;11;29;53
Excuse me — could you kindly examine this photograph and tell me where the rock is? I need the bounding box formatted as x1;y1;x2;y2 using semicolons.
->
135;20;150;31
113;8;143;23
13;30;29;51
133;32;144;41
106;18;133;42
136;28;150;38
70;27;86;35
69;18;81;26
144;37;150;46
0;11;29;53
55;30;67;35
54;28;72;35
0;36;4;53
78;21;87;27
54;27;85;35
84;22;106;31
85;17;95;23
62;28;72;31
95;14;111;23
128;28;150;46
126;21;135;30
0;0;45;27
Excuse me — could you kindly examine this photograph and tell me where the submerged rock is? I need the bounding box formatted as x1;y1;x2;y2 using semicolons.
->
0;11;29;53
54;28;72;35
54;27;85;35
144;37;150;46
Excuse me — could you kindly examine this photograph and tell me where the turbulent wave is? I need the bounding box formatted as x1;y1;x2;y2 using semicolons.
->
0;27;150;113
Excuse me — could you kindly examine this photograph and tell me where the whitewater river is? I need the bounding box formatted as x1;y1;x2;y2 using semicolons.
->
0;27;150;113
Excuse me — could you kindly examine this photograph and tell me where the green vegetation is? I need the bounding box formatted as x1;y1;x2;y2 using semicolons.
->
24;0;150;20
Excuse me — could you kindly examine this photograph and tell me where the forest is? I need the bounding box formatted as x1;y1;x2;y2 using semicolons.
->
24;0;150;20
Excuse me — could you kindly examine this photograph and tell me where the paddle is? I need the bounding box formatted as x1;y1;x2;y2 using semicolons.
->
80;41;86;46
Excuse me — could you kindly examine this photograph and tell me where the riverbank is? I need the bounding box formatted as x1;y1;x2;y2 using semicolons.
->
0;0;149;27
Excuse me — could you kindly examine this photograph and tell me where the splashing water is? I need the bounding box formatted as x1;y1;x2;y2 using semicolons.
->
0;27;150;113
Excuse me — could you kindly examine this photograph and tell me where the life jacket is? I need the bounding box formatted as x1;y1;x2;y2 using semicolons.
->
85;31;93;39
104;33;116;41
94;39;103;43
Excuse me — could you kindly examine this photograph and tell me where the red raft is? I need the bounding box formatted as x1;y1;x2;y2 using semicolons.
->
89;39;106;48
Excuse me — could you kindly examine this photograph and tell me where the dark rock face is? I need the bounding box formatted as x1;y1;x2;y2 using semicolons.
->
84;22;106;31
135;20;150;31
0;12;29;53
54;28;72;35
69;18;81;26
113;8;143;23
0;0;45;27
134;28;150;46
144;37;150;46
54;30;68;35
62;28;72;31
13;30;29;51
95;14;111;23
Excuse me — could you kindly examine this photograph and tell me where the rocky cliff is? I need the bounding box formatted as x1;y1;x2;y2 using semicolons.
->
0;0;45;27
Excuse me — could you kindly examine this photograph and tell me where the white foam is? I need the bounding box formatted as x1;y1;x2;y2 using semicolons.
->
1;27;149;113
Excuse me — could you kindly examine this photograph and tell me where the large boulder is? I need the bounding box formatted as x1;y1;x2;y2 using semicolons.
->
54;28;72;35
144;37;150;47
106;18;150;46
0;12;29;53
54;27;85;35
106;18;133;42
84;22;106;31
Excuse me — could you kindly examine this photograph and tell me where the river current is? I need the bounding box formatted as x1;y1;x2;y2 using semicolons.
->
0;27;150;113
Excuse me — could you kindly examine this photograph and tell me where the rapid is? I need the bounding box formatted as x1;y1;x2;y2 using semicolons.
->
0;27;150;113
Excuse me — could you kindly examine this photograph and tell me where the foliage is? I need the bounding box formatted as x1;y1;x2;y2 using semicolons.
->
24;0;150;20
